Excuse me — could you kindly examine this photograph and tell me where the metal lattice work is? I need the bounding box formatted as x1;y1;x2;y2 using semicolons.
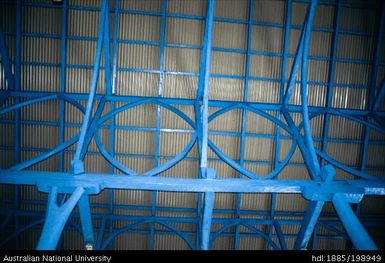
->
0;0;385;250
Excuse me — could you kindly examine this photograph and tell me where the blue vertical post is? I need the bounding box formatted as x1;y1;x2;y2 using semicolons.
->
150;0;167;250
104;0;112;97
78;194;95;247
59;0;68;173
199;0;214;177
360;2;385;173
267;0;292;250
234;0;253;250
295;165;334;249
294;200;324;249
281;0;321;181
201;170;215;250
332;194;378;250
195;103;203;248
14;0;22;249
0;25;15;107
71;0;107;174
73;0;113;240
299;0;320;178
373;78;385;112
36;187;85;250
198;0;215;250
0;27;15;91
111;0;119;96
357;1;385;228
320;0;341;169
106;0;120;250
15;0;21;161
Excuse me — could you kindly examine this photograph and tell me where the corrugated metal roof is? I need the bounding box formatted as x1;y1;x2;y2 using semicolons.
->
1;0;385;250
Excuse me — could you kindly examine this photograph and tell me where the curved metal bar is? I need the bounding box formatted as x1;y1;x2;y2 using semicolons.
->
300;111;385;180
143;133;198;176
0;96;85;171
241;222;280;250
94;128;198;177
209;220;280;250
97;98;153;123
315;150;384;180
208;140;260;179
207;104;297;179
0;212;13;233
208;103;292;133
300;0;321;178
208;137;297;180
100;220;153;249
0;95;57;115
9;134;80;171
307;109;385;135
98;99;196;129
155;221;195;250
100;220;194;250
208;127;295;179
71;0;108;174
0;95;86;115
93;131;138;176
0;219;44;247
57;94;87;113
209;220;239;248
94;99;197;176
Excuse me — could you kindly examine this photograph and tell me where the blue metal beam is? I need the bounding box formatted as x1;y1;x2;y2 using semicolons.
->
36;186;85;250
58;0;68;173
78;193;95;248
197;0;215;250
294;200;324;249
14;0;22;249
320;0;341;169
71;0;107;174
1;171;385;196
360;1;385;173
332;194;378;250
150;0;167;250
235;0;253;249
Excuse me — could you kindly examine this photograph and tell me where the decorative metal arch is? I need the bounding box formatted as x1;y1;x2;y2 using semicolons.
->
0;0;385;251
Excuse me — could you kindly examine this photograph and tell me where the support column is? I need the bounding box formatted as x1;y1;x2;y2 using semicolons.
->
201;169;215;250
196;0;215;250
36;187;85;250
78;194;95;248
294;200;324;249
332;194;378;250
71;0;107;174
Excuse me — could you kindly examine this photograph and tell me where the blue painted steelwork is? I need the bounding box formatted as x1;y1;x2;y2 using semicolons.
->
332;194;378;250
0;0;385;250
235;0;254;250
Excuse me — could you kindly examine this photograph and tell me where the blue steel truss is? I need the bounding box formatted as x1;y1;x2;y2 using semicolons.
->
0;0;385;250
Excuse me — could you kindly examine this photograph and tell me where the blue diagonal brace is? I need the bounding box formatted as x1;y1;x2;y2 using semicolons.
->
373;77;385;113
201;168;215;250
71;0;107;174
273;221;287;250
332;194;378;250
294;200;324;250
78;193;95;247
36;186;86;250
295;165;335;249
